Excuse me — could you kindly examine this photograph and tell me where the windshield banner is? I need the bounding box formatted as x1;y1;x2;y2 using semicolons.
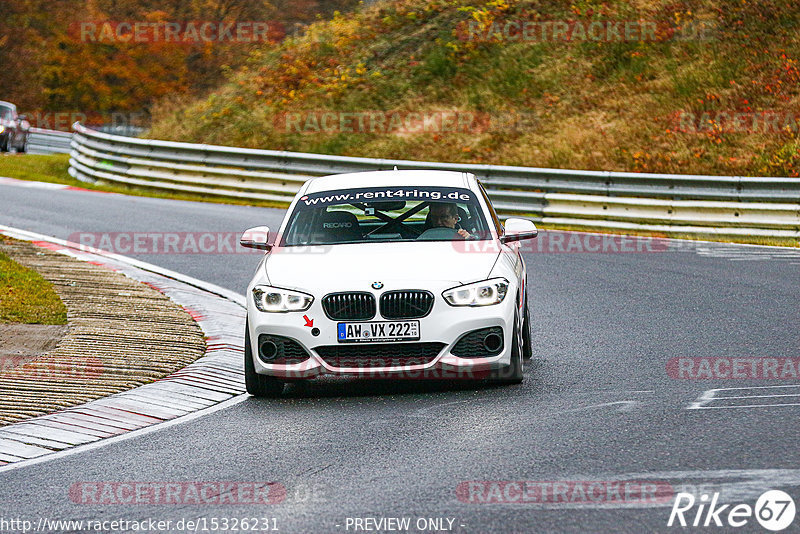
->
297;187;476;208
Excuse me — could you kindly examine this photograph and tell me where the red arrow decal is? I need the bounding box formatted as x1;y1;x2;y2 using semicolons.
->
303;315;314;328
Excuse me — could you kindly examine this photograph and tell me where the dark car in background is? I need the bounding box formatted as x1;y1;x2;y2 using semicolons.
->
0;101;30;153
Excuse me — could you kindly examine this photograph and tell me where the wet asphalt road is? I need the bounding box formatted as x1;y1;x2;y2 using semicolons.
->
1;181;799;533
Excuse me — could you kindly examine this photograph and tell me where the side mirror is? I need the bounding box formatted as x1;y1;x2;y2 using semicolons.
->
240;226;272;250
500;218;538;244
18;115;27;122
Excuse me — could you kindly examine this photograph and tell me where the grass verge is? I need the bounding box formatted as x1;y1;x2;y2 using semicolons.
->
0;238;68;324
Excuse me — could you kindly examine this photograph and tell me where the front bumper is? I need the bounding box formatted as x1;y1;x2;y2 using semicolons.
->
246;293;516;380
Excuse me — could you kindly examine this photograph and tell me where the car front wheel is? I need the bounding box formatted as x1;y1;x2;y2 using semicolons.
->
244;320;285;397
491;313;524;385
522;297;533;360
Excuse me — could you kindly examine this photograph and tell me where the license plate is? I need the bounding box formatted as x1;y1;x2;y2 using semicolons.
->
337;321;420;343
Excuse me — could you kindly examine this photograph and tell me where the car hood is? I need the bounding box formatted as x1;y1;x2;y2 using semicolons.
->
264;241;499;291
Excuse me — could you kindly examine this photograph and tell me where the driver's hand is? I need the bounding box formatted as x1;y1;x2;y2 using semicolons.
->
457;228;471;239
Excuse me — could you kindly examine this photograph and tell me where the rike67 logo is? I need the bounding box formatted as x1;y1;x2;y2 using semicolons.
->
668;490;796;531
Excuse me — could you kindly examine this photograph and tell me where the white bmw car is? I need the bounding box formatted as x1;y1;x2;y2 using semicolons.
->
240;170;538;397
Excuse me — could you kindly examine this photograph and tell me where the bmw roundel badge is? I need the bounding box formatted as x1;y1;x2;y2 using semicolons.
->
371;282;384;290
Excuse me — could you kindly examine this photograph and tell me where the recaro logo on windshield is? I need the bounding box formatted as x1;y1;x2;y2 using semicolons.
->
322;222;352;229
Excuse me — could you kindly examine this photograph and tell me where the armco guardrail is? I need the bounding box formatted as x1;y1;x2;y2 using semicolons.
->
27;128;73;155
68;123;800;240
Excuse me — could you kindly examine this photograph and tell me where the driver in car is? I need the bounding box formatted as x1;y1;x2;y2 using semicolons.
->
428;202;471;239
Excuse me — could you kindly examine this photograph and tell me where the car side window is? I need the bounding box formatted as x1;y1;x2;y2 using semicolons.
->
478;181;503;235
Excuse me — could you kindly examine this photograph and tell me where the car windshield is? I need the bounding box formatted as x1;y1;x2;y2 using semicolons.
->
0;106;12;120
281;186;492;246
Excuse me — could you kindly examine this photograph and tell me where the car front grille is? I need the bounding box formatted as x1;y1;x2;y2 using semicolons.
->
379;290;434;319
321;292;376;321
315;342;445;368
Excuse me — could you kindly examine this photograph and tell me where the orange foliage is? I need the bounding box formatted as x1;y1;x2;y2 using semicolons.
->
0;0;359;116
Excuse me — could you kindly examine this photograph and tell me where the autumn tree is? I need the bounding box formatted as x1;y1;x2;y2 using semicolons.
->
1;0;359;122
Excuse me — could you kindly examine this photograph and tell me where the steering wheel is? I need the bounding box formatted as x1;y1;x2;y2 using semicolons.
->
417;227;462;241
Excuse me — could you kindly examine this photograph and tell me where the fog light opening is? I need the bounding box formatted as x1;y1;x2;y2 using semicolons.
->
259;340;279;361
483;333;503;353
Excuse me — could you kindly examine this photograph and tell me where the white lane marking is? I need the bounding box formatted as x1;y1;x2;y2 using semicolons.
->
708;384;800;392
692;244;800;263
691;403;800;409
369;397;643;427
0;176;70;189
365;399;476;424
412;399;474;416
0;394;248;473
714;393;800;400
688;384;800;410
554;400;640;414
586;389;655;394
415;391;654;417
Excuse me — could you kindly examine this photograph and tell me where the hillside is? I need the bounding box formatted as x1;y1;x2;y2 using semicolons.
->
0;0;359;116
149;0;800;177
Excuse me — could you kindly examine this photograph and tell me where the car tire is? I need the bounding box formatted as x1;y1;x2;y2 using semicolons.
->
0;135;8;153
522;296;533;360
491;313;524;385
244;320;285;397
18;139;27;153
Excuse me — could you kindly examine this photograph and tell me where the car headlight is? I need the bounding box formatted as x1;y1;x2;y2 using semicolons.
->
443;278;509;307
0;126;4;134
252;285;313;312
